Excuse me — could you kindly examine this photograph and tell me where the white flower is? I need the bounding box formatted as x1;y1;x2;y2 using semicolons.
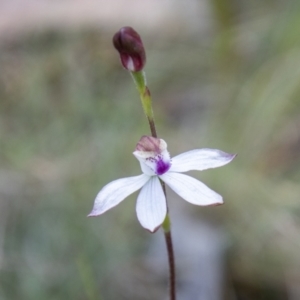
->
88;136;236;232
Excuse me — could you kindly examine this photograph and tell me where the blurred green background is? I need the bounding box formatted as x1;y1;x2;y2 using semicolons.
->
1;0;300;299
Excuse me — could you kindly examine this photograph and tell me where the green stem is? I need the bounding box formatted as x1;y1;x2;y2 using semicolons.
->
131;71;157;137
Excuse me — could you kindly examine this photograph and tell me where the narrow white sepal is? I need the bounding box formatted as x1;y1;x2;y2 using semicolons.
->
160;172;223;206
170;148;236;173
136;176;167;232
88;174;150;216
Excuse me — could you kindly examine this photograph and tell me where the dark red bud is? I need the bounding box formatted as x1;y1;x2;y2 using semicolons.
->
113;26;146;72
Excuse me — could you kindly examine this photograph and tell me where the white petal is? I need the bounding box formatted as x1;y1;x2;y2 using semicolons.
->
160;172;223;206
136;176;167;232
170;148;236;172
88;174;150;216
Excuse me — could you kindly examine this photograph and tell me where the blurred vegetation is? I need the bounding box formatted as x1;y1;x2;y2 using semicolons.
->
1;0;300;299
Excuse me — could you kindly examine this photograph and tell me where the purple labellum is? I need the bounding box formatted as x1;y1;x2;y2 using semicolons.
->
155;157;171;175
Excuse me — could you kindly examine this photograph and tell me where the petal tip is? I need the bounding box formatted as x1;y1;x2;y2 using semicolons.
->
143;224;162;233
209;201;224;207
222;152;237;163
229;153;238;160
212;194;224;206
87;208;103;217
87;211;98;217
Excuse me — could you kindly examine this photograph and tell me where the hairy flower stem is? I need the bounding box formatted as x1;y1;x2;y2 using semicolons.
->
131;70;176;300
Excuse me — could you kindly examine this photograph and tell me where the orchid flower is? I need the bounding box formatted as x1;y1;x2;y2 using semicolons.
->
89;136;236;232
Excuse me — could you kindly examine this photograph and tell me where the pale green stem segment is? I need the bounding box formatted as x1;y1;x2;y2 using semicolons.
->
162;213;171;233
131;71;157;137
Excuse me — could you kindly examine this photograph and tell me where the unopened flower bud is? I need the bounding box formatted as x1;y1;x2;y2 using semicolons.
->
113;26;146;72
